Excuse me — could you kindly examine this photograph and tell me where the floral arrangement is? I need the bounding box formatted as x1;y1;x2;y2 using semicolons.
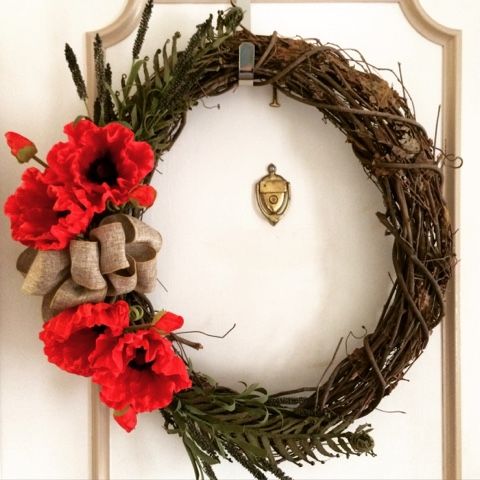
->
4;2;455;479
5;121;190;432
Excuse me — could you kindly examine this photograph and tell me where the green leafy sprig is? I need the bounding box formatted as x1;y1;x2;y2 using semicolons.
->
93;33;107;125
132;0;154;59
163;381;375;480
64;43;87;101
65;6;244;167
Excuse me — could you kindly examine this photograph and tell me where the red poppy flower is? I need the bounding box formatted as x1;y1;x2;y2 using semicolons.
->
91;312;191;432
39;301;130;377
4;167;94;250
45;120;154;212
5;131;38;163
129;184;156;208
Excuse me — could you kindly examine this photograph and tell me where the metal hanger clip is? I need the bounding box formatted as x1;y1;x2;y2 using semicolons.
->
239;42;255;86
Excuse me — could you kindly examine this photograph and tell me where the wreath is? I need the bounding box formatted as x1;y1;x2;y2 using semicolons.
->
4;3;455;480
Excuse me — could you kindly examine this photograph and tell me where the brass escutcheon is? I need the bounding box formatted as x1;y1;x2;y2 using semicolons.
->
255;164;290;225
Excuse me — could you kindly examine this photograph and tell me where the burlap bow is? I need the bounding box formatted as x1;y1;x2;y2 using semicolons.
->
16;214;162;320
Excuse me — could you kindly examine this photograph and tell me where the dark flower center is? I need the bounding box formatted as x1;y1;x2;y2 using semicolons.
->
92;325;107;335
87;152;118;186
128;347;154;371
56;210;70;219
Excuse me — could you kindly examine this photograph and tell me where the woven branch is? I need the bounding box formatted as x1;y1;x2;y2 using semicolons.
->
150;30;454;420
93;12;455;478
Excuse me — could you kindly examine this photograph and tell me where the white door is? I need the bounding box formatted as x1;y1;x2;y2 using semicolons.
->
0;1;478;479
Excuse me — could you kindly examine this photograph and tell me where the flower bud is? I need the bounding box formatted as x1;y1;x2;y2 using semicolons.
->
5;132;38;164
129;184;156;208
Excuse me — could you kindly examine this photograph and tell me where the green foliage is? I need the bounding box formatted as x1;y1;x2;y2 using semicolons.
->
89;7;244;180
64;7;244;180
64;43;87;100
162;381;375;480
93;34;106;124
132;0;154;59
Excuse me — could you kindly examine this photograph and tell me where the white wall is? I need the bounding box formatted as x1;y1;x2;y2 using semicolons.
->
0;1;478;479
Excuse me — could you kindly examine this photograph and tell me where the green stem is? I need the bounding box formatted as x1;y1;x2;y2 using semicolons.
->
83;99;92;119
33;155;48;169
169;333;203;351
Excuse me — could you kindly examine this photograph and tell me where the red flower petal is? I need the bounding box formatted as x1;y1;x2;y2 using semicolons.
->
113;405;138;433
4;168;94;250
39;301;130;377
91;328;191;417
46;120;154;212
154;311;184;334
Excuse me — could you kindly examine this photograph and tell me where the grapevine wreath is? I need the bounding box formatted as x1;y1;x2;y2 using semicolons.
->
4;3;456;479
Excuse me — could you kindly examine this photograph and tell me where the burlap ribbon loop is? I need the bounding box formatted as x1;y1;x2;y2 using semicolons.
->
17;214;162;320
